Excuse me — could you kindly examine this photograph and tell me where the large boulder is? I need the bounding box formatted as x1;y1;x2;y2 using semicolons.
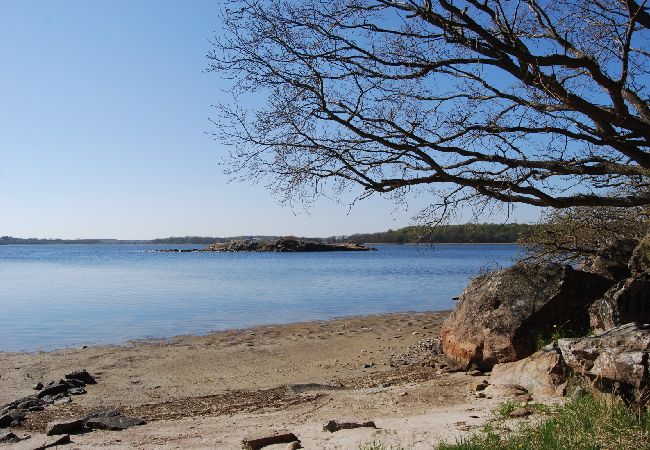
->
558;323;650;401
490;345;568;397
582;239;638;280
441;263;612;370
589;273;650;333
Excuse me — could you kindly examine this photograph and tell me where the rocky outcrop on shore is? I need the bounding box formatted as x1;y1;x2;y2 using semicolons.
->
153;238;376;253
442;235;650;403
440;263;611;370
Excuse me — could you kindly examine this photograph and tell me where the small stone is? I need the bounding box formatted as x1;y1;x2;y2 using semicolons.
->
286;442;302;450
46;419;85;436
68;387;86;395
363;363;374;368
399;391;408;396
33;382;44;390
37;383;69;399
475;392;486;398
509;407;532;418
475;382;488;392
85;414;145;430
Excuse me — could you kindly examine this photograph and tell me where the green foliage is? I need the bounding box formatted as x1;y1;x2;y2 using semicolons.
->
344;224;532;244
438;394;650;450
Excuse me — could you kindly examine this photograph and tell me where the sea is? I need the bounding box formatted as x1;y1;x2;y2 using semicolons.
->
0;244;518;352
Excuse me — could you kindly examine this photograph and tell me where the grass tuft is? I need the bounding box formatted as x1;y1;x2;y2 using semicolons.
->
440;394;650;450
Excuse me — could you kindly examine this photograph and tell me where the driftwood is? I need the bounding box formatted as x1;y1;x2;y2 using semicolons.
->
322;420;378;433
241;432;300;450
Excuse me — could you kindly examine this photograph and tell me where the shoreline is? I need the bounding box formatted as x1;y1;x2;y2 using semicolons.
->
0;310;508;449
0;310;453;356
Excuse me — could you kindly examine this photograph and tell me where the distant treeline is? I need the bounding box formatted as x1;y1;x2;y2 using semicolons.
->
336;224;532;244
0;236;118;245
1;224;531;245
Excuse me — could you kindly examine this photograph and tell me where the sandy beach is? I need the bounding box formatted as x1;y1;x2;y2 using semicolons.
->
0;311;519;449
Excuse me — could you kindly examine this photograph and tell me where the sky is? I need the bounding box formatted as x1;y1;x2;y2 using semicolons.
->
0;0;541;239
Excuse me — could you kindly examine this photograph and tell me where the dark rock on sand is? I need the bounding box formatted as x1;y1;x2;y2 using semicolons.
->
65;369;96;385
46;419;85;436
84;410;145;431
37;383;70;399
441;263;612;370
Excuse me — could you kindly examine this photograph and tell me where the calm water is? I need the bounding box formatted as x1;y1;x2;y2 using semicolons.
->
0;244;517;352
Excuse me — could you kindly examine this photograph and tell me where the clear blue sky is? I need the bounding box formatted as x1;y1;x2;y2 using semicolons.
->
0;0;540;239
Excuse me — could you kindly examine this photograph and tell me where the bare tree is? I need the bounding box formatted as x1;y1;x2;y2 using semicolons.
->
208;0;650;214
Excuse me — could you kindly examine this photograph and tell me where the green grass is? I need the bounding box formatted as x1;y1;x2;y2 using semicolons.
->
494;401;550;418
439;395;650;450
360;395;650;450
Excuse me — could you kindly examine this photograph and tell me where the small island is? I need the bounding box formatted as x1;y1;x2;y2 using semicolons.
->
153;238;376;253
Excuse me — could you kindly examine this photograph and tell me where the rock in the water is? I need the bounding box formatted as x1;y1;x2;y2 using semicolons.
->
583;239;638;280
85;414;145;431
441;263;612;370
589;274;650;333
46;419;85;436
491;345;568;397
558;323;650;400
65;370;96;385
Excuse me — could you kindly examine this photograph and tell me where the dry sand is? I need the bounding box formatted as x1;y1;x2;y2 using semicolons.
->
0;312;533;449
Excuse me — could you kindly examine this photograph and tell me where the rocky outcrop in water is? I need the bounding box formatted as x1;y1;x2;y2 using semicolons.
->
154;238;375;253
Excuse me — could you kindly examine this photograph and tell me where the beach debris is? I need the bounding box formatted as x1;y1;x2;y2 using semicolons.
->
46;419;85;436
322;420;378;433
33;434;71;449
241;432;300;450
